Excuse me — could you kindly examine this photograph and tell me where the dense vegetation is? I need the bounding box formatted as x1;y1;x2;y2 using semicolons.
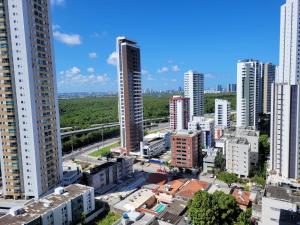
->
59;93;236;129
91;212;120;225
188;190;251;225
60;93;236;153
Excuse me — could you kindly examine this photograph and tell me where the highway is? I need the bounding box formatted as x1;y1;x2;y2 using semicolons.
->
62;122;169;161
60;117;168;137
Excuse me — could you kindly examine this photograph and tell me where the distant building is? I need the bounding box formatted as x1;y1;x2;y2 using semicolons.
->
184;70;204;120
237;59;262;129
261;185;300;225
117;37;143;154
171;130;201;169
226;137;251;177
170;96;190;131
227;83;237;92
215;99;231;128
262;63;276;113
216;84;223;92
188;116;214;148
0;184;95;225
83;157;133;193
214;127;223;140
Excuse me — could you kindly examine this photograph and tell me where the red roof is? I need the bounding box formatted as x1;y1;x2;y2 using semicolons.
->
231;189;251;207
176;179;210;199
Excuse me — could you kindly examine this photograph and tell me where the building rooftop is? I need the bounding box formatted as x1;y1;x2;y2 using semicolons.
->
173;130;200;138
264;185;300;204
113;189;155;212
0;184;93;225
176;179;210;200
231;189;251;207
158;179;187;195
228;137;249;145
146;173;169;186
158;199;187;225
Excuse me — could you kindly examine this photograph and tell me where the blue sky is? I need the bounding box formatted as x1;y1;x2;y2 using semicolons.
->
51;0;285;93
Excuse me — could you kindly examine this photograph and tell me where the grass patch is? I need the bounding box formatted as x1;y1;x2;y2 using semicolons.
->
94;212;120;225
89;142;120;158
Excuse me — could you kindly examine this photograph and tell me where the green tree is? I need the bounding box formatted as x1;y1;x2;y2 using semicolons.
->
251;175;266;187
234;209;252;225
188;191;242;225
217;172;238;187
214;150;226;172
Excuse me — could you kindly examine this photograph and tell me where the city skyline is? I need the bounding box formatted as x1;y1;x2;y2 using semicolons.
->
51;0;284;93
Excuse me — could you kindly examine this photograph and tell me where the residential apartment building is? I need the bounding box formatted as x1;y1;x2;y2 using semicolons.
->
171;130;201;169
215;99;231;128
0;184;95;225
270;0;300;179
226;137;251;177
236;59;262;129
0;0;62;200
262;63;276;113
169;96;190;131
188;116;214;149
117;37;143;154
184;70;204;120
261;185;300;225
83;157;133;192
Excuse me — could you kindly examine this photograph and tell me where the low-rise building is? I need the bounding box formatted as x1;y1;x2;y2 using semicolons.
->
157;199;188;225
63;161;83;186
176;179;210;201
188;116;214;148
261;185;300;225
203;150;218;174
231;188;252;211
140;133;167;158
156;179;187;204
83;157;133;193
0;184;95;225
226;137;251;177
171;130;201;169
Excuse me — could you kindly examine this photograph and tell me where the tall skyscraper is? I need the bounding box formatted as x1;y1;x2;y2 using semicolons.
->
169;96;190;131
262;63;276;114
236;59;262;128
184;70;204;120
215;99;231;128
117;37;143;155
270;0;300;179
0;0;62;199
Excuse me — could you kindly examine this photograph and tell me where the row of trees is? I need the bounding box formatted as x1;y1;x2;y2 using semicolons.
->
188;191;251;225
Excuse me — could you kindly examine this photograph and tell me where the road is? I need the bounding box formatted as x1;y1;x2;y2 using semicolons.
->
62;122;169;162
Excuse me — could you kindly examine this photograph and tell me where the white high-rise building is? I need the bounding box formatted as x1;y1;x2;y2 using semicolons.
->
215;99;231;128
0;0;62;199
236;59;262;129
184;70;204;120
270;0;300;179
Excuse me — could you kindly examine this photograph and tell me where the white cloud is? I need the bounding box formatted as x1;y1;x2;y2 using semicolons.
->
59;67;109;86
51;0;65;6
87;67;95;73
157;66;169;73
107;51;118;66
53;31;81;46
147;75;154;81
205;73;216;79
171;79;177;82
91;31;108;39
88;52;97;59
171;65;180;72
142;69;149;75
52;24;61;30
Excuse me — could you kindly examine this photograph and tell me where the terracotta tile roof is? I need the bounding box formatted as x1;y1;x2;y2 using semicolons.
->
232;188;251;207
176;179;210;199
158;179;187;195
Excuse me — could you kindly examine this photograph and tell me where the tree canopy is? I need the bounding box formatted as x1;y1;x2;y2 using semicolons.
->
217;172;238;187
188;191;243;225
